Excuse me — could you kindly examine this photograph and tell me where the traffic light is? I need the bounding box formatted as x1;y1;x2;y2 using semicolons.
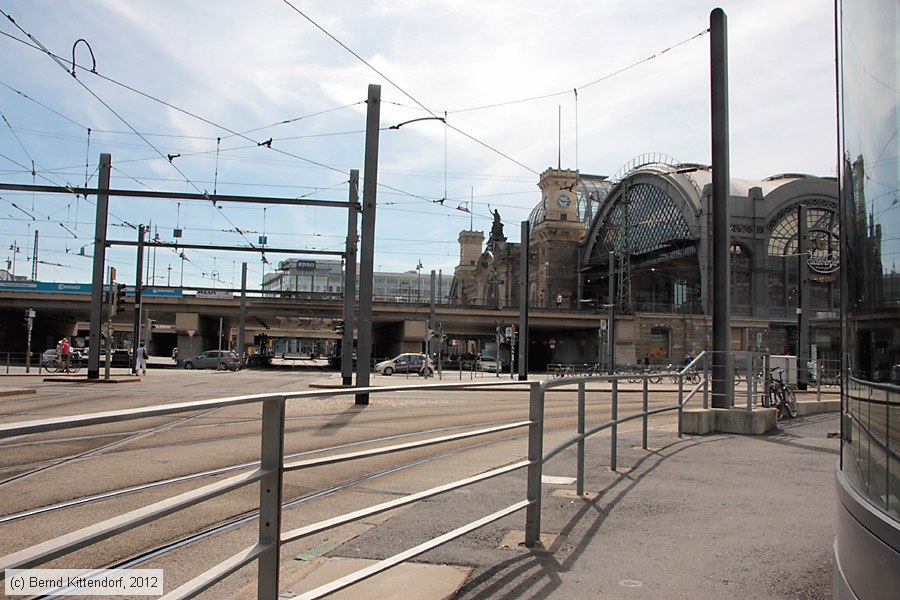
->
111;283;127;315
335;320;345;335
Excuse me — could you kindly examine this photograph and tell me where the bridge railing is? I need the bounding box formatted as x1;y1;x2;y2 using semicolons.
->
0;366;707;598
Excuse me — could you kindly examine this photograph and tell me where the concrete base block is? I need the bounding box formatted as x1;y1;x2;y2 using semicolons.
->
714;407;776;434
682;407;776;435
682;409;715;434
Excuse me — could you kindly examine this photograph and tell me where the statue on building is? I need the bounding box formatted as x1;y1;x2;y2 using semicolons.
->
489;209;505;243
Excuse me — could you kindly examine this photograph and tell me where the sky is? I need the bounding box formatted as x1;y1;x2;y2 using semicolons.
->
0;0;837;289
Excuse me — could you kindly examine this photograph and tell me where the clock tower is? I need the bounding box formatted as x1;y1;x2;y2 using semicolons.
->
532;168;585;309
538;167;580;223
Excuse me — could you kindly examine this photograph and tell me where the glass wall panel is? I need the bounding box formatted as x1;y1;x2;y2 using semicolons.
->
839;0;900;524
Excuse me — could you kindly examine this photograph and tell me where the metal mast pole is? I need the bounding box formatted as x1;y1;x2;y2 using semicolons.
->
797;204;809;389
87;153;111;380
342;170;359;386
518;220;530;380
132;224;145;373
238;262;247;366
427;270;436;378
608;251;616;374
710;8;733;408
355;84;381;405
31;230;38;280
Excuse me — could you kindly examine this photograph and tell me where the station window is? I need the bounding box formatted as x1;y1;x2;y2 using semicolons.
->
649;327;670;358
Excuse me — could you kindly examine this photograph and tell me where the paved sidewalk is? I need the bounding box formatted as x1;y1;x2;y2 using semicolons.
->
288;413;838;600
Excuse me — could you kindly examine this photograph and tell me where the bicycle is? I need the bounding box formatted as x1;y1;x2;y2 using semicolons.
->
47;356;81;374
763;367;797;420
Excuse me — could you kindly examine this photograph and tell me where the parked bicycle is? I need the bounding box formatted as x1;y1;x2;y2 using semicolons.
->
660;364;700;385
46;356;82;374
763;367;797;420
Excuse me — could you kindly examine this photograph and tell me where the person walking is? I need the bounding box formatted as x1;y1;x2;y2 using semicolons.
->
135;342;149;376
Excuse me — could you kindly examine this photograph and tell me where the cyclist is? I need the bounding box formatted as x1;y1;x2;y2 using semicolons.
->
59;338;71;373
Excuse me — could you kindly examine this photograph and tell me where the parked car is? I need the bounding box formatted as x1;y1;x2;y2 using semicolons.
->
475;356;502;373
182;350;240;371
374;353;434;376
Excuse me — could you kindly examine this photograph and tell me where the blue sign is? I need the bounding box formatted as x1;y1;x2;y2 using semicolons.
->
0;281;182;297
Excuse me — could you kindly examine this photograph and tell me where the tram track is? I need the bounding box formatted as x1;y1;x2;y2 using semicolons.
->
0;395;541;478
2;386;680;599
0;408;225;488
0;395;669;526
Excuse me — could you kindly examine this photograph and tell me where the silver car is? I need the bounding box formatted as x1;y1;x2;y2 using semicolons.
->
182;350;240;371
374;353;434;376
475;356;502;373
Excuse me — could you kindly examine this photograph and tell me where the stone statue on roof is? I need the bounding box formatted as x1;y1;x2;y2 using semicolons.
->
489;209;505;242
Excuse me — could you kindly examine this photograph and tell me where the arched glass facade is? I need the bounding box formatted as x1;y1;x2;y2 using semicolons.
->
589;183;692;259
834;1;900;597
766;206;841;315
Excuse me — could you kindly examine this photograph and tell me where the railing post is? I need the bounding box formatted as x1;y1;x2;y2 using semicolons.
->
577;382;585;496
746;353;753;410
524;381;544;547
642;377;649;449
257;397;286;600
816;361;822;402
677;374;684;438
702;354;709;409
610;379;618;471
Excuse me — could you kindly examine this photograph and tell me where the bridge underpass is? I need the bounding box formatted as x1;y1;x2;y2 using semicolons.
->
0;290;608;368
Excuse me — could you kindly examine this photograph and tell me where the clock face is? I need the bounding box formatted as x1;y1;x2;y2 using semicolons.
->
556;193;571;208
543;195;549;210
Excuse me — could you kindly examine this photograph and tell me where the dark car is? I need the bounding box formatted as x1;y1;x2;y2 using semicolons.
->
182;350;240;371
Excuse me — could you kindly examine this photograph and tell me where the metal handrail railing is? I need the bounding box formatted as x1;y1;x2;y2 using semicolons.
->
0;365;710;598
0;379;530;599
521;355;710;545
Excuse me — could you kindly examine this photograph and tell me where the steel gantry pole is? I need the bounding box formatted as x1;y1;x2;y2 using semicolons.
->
355;84;381;405
518;220;530;380
132;225;146;373
239;262;247;365
608;251;616;374
342;170;359;386
87;154;112;380
797;204;809;390
710;8;733;408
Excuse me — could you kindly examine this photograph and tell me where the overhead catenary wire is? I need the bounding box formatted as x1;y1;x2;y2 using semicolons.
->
278;0;539;176
1;28;514;210
447;28;710;114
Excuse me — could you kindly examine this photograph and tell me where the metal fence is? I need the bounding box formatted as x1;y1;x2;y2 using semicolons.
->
0;358;709;599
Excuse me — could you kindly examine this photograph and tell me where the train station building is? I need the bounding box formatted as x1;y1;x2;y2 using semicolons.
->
451;157;841;368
